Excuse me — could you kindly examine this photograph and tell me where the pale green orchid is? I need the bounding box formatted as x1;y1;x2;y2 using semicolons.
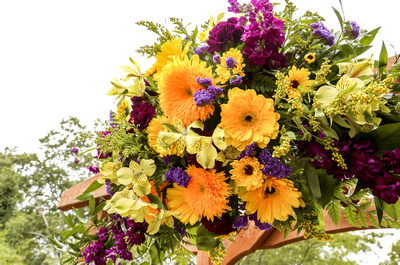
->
146;209;182;235
104;188;157;223
157;117;192;155
337;58;374;82
314;74;364;108
116;159;156;196
98;158;123;185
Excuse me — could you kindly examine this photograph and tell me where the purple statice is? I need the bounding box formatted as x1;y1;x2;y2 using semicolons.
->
213;54;221;63
82;240;107;265
230;75;243;85
175;223;186;237
193;89;216;107
194;44;209;55
202;214;237;235
207;17;243;54
207;85;223;95
241;2;286;68
232;215;249;229
109;110;117;128
345;21;360;39
237;142;257;160
71;147;79;154
163;155;171;165
259;148;292;178
88;166;100;174
249;213;273;231
165;167;191;188
311;23;336;46
225;56;236;68
105;179;114;196
196;77;213;86
129;101;156;132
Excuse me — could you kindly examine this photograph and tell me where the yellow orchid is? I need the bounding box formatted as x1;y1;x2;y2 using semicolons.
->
104;188;157;223
314;74;364;108
146;209;182;235
116;159;156;196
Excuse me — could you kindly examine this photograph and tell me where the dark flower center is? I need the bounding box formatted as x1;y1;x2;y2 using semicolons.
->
265;186;276;196
244;165;254;175
245;115;253;122
291;80;299;89
307;54;314;60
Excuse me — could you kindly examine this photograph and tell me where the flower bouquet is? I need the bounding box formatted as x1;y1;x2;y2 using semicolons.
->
64;0;400;264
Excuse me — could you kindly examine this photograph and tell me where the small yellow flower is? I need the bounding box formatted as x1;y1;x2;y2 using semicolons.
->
304;52;316;64
230;156;264;191
285;66;314;99
215;48;246;84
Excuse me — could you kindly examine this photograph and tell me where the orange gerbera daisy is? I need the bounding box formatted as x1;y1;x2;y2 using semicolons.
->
166;165;231;225
285;66;314;98
158;55;215;126
230;156;264;191
152;38;191;81
146;115;182;157
239;177;304;224
220;88;280;151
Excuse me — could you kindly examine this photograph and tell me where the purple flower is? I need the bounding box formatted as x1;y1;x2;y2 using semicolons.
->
193;89;216;107
202;214;237;235
82;240;106;265
237;142;257;160
225;56;236;68
232;215;249;229
230;75;243;85
74;157;79;164
175;223;186;237
345;21;360;39
248;213;273;231
105;179;114;196
196;77;212;86
194;44;209;55
88;166;100;174
311;23;336;46
228;0;241;13
207;85;223;95
165;167;191;188
259;148;292;178
207;17;243;54
163;155;171;165
372;172;400;204
129;101;156;131
213;54;221;63
71;147;79;154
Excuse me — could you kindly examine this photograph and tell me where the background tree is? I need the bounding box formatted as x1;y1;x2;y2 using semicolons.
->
0;117;97;264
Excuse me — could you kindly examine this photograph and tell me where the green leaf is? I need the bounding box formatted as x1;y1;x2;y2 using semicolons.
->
161;122;179;133
379;41;388;76
305;163;321;198
357;210;369;228
146;76;157;90
326;200;342;226
83;180;104;193
331;7;343;31
68;243;81;252
60;226;79;241
283;229;290;239
74;192;94;202
89;197;95;213
374;196;384;225
64;214;75;228
72;207;86;223
381;199;400;221
196;225;219;251
315;171;340;208
48;236;64;249
319;123;339;139
368;211;380;228
338;44;356;57
360;27;380;46
354;45;372;56
92;202;106;216
355;123;400;152
146;193;165;210
344;204;362;228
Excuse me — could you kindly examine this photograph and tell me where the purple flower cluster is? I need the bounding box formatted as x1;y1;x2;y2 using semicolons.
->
311;23;336;46
207;17;244;54
300;135;400;204
165;167;191;188
345;21;360;39
202;214;237;235
105;179;114;196
129;96;156;132
88;165;100;174
194;44;209;55
82;228;109;265
259;148;292;178
71;147;79;154
237;142;257;160
225;56;236;68
240;0;286;68
232;213;272;231
193;78;223;107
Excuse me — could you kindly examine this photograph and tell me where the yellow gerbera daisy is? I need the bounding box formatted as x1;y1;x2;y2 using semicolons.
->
116;99;131;121
230;156;264;191
158;55;215;127
216;48;246;84
220;88;280;151
146;115;181;157
239;177;304;224
166;165;231;225
152;38;191;81
285;66;314;98
304;52;316;64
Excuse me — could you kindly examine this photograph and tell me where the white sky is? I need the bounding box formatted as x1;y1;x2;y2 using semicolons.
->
0;0;399;262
